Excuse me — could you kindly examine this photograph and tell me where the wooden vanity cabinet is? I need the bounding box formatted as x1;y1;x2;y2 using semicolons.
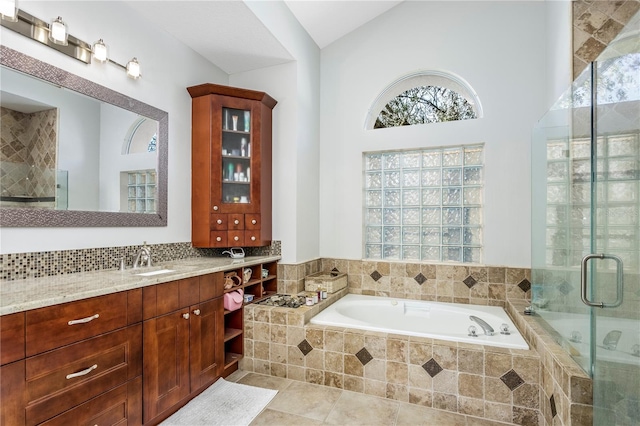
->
0;289;143;426
188;83;277;248
142;273;224;424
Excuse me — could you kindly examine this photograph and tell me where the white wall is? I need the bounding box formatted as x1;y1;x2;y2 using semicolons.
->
545;0;573;107
241;1;321;264
318;1;549;268
0;1;228;254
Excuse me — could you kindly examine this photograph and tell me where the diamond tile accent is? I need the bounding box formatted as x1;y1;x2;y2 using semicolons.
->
463;275;477;289
297;339;313;356
518;279;531;293
422;358;443;378
331;267;340;273
370;270;382;282
550;394;557;418
500;369;524;391
414;272;427;285
355;347;373;366
557;280;573;295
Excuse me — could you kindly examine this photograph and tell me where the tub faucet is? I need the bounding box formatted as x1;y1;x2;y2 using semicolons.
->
602;330;622;351
133;243;152;269
469;315;494;336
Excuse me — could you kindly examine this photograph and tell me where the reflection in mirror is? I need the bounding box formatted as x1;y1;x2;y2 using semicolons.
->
0;45;167;227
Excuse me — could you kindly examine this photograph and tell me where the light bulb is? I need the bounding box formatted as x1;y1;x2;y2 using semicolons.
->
92;39;107;63
126;57;141;79
0;0;18;22
49;16;68;45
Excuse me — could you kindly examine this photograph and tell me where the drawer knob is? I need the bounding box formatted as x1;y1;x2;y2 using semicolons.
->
216;237;222;242
234;219;240;225
66;364;98;380
251;236;256;241
234;236;239;241
68;313;99;326
213;205;219;211
193;309;201;316
182;313;190;320
251;219;257;225
217;219;223;224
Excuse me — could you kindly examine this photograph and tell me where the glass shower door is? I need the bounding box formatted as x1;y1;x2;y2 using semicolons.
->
587;46;640;425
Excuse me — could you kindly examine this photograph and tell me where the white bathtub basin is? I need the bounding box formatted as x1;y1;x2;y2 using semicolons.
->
310;294;529;350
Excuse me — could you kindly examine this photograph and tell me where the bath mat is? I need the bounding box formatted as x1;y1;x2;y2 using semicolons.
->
160;378;277;426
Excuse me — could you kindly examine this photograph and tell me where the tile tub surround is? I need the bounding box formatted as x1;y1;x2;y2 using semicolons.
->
278;258;532;306
0;240;281;281
241;298;543;426
507;299;593;426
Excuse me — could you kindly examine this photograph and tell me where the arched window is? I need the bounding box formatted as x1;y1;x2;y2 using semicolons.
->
365;71;482;129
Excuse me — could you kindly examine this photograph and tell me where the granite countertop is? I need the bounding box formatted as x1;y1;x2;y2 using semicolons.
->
0;255;281;315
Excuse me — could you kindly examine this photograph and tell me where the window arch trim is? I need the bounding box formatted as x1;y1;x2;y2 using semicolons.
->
365;70;483;130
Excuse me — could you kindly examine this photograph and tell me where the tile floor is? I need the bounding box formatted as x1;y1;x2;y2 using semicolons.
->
226;370;517;426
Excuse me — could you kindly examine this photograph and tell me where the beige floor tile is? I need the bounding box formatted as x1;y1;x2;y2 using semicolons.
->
396;403;466;426
238;372;293;391
324;391;400;425
250;408;324;425
225;369;249;383
267;380;342;421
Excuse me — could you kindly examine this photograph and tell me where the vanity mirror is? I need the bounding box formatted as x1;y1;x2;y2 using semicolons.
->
0;46;167;227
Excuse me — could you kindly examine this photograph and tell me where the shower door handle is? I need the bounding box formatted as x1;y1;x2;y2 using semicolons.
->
580;253;624;308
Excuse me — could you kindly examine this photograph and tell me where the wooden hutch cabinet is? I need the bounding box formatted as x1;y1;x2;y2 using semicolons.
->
187;83;277;248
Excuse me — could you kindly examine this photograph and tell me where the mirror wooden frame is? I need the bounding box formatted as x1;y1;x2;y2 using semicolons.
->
0;46;168;227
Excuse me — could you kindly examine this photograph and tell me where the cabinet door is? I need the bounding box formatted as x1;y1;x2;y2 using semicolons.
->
211;96;261;214
189;297;223;391
143;311;190;423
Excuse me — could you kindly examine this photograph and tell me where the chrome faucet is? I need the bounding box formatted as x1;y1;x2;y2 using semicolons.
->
133;243;152;268
469;315;494;336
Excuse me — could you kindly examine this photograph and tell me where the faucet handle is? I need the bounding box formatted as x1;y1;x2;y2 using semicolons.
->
500;323;511;335
468;325;478;337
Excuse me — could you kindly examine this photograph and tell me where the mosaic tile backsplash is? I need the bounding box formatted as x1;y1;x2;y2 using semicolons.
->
0;241;281;281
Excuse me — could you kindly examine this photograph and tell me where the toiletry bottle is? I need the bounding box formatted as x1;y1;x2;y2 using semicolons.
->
241;138;247;156
247;167;250;182
227;162;234;181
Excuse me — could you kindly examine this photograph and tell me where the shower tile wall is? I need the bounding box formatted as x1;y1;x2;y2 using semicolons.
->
1;106;57;201
572;0;640;78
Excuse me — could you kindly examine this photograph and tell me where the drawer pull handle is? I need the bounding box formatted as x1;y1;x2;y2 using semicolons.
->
251;219;257;225
234;219;240;225
216;237;222;242
66;364;98;380
183;313;190;320
251;236;256;241
193;309;201;316
213;205;219;211
217;219;223;224
68;314;99;325
234;236;239;241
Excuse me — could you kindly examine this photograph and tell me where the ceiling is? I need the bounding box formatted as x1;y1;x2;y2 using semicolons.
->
126;1;402;75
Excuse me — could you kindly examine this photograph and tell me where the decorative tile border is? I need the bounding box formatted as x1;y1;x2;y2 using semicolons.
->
0;240;281;281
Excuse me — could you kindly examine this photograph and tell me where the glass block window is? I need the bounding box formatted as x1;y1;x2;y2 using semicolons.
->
126;170;156;213
364;145;484;262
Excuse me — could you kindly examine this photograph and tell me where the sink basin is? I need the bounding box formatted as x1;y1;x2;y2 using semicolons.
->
135;269;176;277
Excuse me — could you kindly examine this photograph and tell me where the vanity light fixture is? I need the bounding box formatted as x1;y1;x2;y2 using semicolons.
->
92;38;108;63
1;9;141;80
48;16;68;45
126;57;141;79
0;0;18;22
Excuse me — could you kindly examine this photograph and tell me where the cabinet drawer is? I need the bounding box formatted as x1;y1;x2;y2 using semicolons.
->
26;292;129;356
245;214;260;230
25;325;142;426
227;230;244;245
210;231;227;246
245;230;261;245
211;213;228;230
40;376;142;426
229;214;244;230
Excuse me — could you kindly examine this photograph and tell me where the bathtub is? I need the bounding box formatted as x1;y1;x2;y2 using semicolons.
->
310;294;529;350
